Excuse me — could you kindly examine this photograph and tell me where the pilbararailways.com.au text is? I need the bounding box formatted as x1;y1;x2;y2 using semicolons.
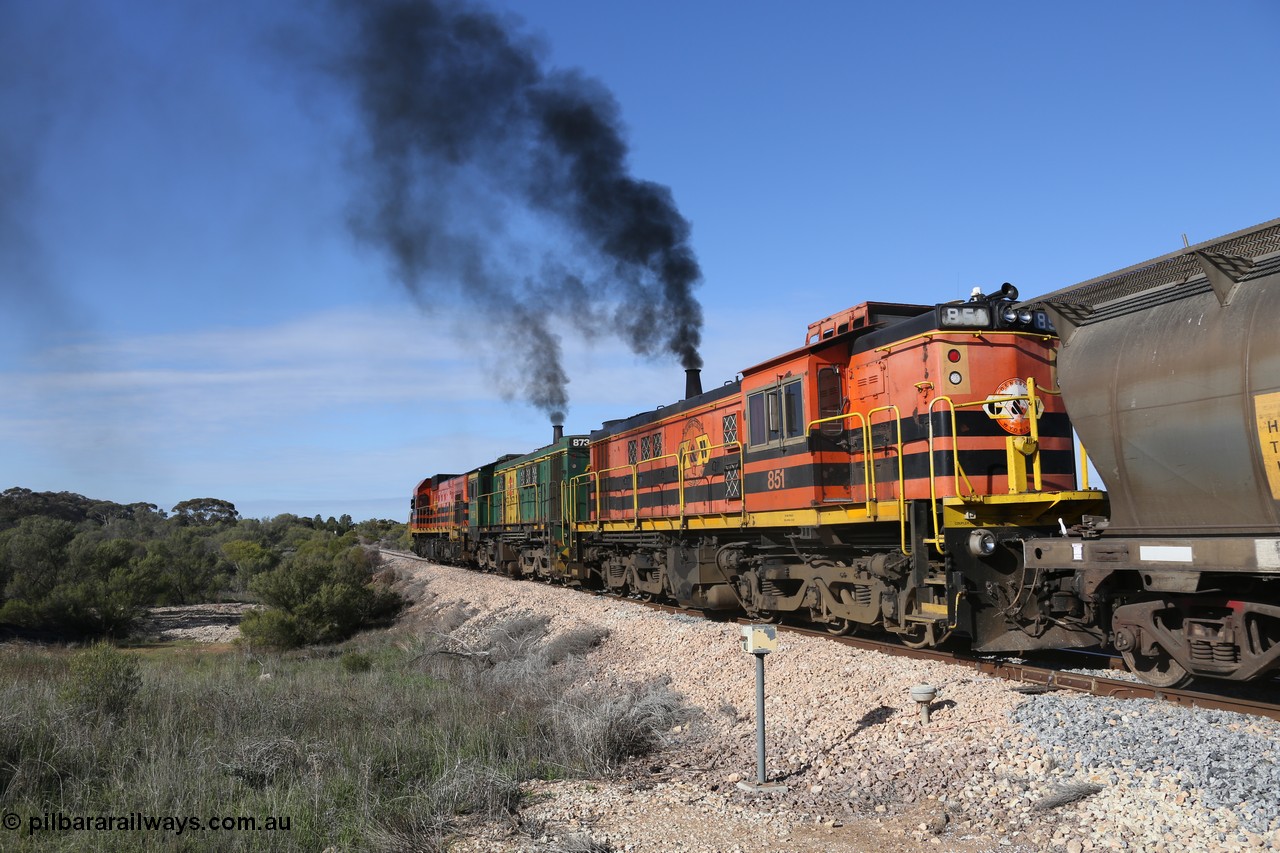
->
7;812;292;836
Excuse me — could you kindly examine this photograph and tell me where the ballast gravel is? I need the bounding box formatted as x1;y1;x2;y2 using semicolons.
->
385;555;1280;852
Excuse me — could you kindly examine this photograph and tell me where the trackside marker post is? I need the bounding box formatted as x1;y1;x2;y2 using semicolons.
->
736;624;788;794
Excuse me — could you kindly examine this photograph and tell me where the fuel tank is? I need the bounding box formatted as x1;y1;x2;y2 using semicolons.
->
1028;219;1280;535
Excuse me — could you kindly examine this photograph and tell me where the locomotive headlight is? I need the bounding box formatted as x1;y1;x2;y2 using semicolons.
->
1001;306;1018;324
968;529;997;556
1017;309;1034;324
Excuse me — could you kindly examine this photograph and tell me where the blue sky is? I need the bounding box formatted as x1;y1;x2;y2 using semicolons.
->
2;0;1277;522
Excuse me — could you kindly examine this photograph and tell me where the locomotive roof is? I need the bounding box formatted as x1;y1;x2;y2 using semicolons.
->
740;301;934;375
414;474;460;492
590;302;944;440
492;435;589;469
590;380;741;440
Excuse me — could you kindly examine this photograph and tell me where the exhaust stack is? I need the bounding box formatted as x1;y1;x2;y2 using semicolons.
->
552;423;564;443
685;368;703;399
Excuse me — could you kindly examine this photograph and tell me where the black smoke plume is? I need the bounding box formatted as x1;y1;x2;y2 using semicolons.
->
332;0;703;422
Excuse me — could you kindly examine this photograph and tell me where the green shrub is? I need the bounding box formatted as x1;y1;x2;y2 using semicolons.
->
238;607;303;649
340;651;373;673
246;543;406;648
59;643;141;717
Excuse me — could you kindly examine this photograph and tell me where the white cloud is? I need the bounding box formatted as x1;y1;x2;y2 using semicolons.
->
0;302;794;518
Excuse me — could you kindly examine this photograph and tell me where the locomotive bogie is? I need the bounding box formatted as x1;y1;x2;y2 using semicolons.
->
1023;532;1280;683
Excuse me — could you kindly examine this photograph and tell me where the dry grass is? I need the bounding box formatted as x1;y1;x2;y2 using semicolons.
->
0;589;685;851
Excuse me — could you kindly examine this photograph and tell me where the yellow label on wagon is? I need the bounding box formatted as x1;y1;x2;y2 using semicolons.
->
1255;391;1280;499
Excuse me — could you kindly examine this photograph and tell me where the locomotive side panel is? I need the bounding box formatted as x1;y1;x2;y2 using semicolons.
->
475;439;591;579
740;352;822;514
409;477;432;532
910;332;1076;498
590;386;744;526
796;319;1077;509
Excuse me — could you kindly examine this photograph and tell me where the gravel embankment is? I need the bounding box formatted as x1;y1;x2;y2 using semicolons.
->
386;555;1280;852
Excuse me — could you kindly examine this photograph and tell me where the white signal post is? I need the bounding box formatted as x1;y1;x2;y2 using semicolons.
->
737;624;787;793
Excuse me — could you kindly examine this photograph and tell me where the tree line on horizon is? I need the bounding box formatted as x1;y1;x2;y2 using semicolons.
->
0;487;408;646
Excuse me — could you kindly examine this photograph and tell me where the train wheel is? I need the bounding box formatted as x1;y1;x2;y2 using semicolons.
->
825;617;854;636
1121;646;1192;688
898;622;953;649
899;623;931;649
748;610;782;624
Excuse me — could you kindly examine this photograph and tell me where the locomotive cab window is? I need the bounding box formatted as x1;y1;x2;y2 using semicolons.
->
747;380;806;447
782;380;804;439
748;392;769;446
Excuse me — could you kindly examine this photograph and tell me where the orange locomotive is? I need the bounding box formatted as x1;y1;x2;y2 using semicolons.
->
414;222;1280;686
570;285;1104;651
412;285;1105;657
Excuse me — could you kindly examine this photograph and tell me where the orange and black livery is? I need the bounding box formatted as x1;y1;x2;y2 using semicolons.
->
567;287;1101;649
410;218;1280;688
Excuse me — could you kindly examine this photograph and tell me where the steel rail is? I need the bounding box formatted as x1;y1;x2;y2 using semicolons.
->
386;550;1280;722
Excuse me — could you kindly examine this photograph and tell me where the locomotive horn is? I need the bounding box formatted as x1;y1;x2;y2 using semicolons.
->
685;368;703;399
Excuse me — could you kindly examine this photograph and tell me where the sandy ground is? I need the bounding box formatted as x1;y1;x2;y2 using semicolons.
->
136;602;257;643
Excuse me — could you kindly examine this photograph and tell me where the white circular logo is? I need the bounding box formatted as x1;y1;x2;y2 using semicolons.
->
983;378;1043;435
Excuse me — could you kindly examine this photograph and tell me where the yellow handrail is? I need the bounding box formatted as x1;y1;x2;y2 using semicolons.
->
1028;377;1042;491
638;448;683;519
925;395;976;499
674;439;746;526
472;486;503;530
587;461;640;525
569;470;595;531
864;405;907;553
568;440;747;530
923;395;978;553
805;406;906;553
518;480;542;531
947;376;1044;493
804;410;872;506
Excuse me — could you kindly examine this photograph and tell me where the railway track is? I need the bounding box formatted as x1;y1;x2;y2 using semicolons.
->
386;549;1280;722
